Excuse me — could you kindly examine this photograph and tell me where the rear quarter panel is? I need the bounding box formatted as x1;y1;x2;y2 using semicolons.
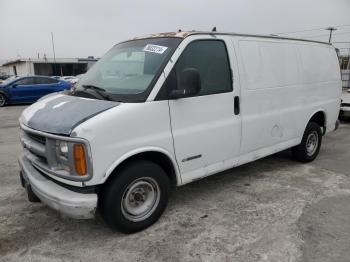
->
235;37;341;154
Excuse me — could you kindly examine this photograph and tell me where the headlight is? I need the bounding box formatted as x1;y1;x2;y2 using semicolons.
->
55;140;70;172
55;140;88;176
59;141;69;156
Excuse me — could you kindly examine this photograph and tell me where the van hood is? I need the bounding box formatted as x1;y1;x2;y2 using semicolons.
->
20;94;120;135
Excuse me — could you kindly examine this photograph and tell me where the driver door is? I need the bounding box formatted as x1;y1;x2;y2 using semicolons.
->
167;39;241;184
10;77;37;103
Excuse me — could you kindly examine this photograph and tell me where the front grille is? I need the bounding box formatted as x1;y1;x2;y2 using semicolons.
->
34;153;48;164
20;128;48;163
27;132;46;145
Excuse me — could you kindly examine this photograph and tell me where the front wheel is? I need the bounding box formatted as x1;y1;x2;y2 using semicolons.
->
100;160;170;233
292;122;322;162
0;93;6;107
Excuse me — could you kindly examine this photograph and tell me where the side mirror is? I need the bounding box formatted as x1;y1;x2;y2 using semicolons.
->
11;83;18;88
169;68;201;99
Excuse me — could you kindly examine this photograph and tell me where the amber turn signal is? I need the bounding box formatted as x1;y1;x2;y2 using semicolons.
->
73;144;87;176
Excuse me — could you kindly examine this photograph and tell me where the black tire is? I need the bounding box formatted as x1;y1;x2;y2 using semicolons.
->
100;160;170;233
0;93;6;107
292;122;322;163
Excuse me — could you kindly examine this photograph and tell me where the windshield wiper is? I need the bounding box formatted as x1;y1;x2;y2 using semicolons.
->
82;84;113;101
82;84;106;92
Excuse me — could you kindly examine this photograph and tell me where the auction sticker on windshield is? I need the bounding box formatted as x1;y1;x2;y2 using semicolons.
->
143;44;168;54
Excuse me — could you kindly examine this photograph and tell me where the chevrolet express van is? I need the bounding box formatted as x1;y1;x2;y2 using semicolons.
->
18;31;341;233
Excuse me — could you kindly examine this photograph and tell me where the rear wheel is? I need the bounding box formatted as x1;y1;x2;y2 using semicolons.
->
100;160;170;233
292;122;322;162
0;93;6;107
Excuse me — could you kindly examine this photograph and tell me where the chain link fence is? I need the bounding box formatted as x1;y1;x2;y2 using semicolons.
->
337;45;350;90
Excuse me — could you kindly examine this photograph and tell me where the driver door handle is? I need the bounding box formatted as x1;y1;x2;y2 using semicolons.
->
234;96;240;115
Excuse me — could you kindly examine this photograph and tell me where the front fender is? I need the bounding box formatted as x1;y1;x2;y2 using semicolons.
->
103;146;181;185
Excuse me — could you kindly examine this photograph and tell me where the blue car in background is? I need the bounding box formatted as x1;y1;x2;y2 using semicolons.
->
0;76;71;107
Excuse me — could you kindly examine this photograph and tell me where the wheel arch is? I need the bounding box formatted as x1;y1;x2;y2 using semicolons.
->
0;91;8;106
103;147;181;186
0;90;8;99
307;109;327;134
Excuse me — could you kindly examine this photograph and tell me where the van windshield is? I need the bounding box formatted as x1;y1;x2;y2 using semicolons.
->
73;37;182;102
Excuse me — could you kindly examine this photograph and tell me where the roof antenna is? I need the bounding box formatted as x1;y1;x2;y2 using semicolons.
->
212;26;217;32
178;29;182;32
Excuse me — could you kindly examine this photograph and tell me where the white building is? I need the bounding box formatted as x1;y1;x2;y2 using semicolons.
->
0;57;98;76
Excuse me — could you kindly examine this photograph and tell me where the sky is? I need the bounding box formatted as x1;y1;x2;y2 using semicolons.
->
0;0;350;62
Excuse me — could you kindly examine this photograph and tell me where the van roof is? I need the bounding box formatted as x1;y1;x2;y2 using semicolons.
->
132;31;331;46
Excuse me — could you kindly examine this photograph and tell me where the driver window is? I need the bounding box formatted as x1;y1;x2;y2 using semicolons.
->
173;40;232;96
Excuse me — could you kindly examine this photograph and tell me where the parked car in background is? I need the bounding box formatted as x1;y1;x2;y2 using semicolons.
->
0;75;71;107
0;74;11;80
0;75;18;85
0;74;13;84
60;76;79;85
51;76;61;80
339;91;350;120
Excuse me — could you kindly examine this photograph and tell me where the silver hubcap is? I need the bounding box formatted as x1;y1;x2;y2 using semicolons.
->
0;95;5;106
121;177;160;222
306;131;318;156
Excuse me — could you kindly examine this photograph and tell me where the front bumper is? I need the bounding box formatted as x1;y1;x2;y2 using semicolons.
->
19;154;97;219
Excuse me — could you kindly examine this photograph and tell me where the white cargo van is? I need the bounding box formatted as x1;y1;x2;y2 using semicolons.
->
18;31;341;233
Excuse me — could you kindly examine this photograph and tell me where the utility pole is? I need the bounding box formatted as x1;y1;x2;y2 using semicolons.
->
326;27;337;43
51;32;57;75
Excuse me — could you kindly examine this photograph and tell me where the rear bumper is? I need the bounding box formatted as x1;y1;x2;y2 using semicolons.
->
18;154;97;219
340;104;350;117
